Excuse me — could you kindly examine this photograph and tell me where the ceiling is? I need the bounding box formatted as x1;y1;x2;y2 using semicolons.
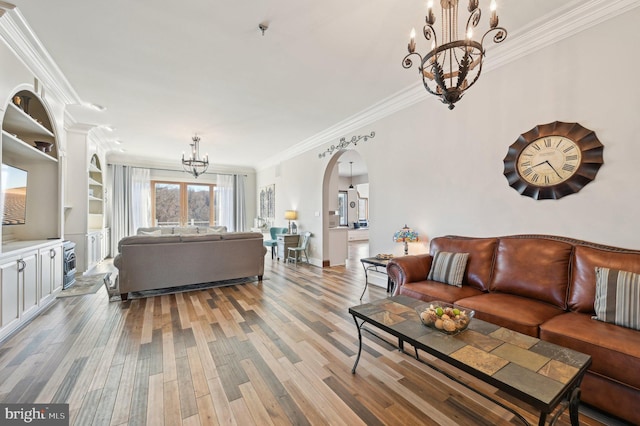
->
6;1;594;172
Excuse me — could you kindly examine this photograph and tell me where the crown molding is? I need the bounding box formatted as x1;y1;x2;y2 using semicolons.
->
256;0;640;171
0;3;82;105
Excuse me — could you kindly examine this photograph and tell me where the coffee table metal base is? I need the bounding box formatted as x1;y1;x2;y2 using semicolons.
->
350;306;588;426
359;257;393;300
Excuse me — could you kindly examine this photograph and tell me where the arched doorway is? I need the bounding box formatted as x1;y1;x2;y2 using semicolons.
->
321;150;369;266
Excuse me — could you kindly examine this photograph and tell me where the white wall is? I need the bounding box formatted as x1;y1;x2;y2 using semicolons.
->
257;158;326;264
258;8;640;261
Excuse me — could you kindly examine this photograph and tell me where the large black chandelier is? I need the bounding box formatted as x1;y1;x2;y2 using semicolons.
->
403;0;507;110
182;135;209;178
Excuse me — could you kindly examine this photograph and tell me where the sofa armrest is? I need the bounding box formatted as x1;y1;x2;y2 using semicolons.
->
387;254;432;286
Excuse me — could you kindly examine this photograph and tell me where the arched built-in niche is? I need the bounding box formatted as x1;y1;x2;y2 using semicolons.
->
88;154;104;228
1;88;60;247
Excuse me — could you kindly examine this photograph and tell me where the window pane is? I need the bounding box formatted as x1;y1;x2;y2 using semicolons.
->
154;183;181;226
358;198;368;220
213;186;225;226
187;184;210;227
338;192;347;226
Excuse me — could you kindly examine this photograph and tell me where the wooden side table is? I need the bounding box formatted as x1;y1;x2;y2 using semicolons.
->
277;234;299;261
359;257;394;300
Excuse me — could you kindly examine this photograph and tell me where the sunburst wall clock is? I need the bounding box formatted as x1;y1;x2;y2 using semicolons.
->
503;121;604;200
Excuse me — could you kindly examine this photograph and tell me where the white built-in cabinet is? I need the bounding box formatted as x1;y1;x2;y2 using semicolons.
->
39;245;63;304
88;155;104;229
87;230;102;268
0;90;63;342
85;155;108;271
64;129;109;273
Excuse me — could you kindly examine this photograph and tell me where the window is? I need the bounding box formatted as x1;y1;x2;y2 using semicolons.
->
338;191;348;226
152;181;216;227
358;198;368;221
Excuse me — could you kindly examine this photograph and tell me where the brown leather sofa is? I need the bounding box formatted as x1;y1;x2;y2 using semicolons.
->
387;235;640;425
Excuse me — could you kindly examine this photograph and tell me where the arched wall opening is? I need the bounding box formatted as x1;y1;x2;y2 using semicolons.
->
321;150;368;266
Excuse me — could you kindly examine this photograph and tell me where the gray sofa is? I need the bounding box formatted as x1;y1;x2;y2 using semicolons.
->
113;228;266;300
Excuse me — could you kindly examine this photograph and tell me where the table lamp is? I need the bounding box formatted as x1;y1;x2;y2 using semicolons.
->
393;224;419;255
284;210;297;233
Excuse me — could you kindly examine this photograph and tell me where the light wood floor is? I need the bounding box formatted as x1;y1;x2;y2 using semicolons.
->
0;242;622;425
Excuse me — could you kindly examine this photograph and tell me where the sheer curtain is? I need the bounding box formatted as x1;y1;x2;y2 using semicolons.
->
131;167;151;231
234;174;246;232
216;174;234;231
215;174;246;232
111;165;151;255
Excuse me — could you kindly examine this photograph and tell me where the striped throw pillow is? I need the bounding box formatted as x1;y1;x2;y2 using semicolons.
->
594;267;640;331
427;251;469;287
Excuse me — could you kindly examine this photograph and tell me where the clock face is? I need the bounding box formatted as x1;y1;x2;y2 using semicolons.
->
503;121;604;200
516;136;581;187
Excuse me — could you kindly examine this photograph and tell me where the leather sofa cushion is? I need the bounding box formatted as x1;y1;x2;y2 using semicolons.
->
540;312;640;390
490;238;572;309
455;293;565;337
570;245;640;313
430;237;498;291
398;280;484;304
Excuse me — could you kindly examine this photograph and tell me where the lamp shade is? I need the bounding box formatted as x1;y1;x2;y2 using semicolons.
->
393;224;418;242
284;210;298;220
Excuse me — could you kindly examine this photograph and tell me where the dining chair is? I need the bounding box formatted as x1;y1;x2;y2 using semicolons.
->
263;227;287;259
287;231;311;267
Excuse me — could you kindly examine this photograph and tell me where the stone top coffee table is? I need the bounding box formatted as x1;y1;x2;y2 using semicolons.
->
349;295;592;426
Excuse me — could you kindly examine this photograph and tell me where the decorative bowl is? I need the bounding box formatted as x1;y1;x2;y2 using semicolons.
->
375;253;393;260
34;141;53;152
416;301;474;335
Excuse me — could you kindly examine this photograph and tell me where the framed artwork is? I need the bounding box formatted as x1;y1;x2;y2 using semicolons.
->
259;184;275;222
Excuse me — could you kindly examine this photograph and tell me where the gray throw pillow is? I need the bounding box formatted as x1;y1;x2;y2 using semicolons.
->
427;250;469;287
594;267;640;330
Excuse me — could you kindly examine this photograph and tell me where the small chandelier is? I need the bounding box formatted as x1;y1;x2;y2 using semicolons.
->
182;135;209;178
403;0;507;110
